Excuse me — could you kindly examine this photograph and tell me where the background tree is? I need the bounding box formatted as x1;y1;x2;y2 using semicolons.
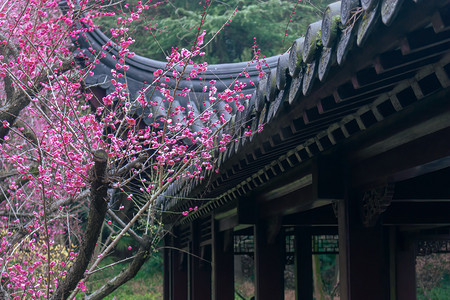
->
98;0;334;64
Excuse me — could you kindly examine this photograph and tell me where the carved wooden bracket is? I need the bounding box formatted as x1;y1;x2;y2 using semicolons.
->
332;200;339;219
360;183;395;227
266;216;282;244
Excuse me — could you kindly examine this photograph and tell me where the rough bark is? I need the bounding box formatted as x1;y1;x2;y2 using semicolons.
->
51;150;109;300
0;58;74;142
0;286;11;300
0;94;31;142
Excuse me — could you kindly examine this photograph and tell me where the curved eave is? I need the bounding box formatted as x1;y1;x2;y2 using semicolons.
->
72;20;279;92
63;0;450;224
158;0;450;224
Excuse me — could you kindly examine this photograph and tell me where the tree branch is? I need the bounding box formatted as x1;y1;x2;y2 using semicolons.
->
0;93;31;142
115;153;148;176
0;166;38;206
0;285;11;300
107;209;144;245
12;119;39;146
0;58;74;142
50;188;90;212
84;235;153;300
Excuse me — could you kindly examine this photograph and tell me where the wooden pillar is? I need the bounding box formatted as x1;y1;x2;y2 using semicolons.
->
163;240;170;300
212;222;234;300
294;227;313;300
338;191;389;300
189;222;212;300
395;231;417;300
171;248;188;300
254;221;284;300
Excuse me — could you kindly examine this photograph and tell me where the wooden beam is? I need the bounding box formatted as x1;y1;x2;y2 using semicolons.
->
218;214;239;232
255;153;345;221
349;87;450;187
400;26;450;55
237;196;258;225
259;185;333;219
316;155;345;200
262;174;313;201
352;92;450;162
352;128;450;187
393;166;450;201
383;202;450;226
258;158;342;219
266;216;282;244
282;205;337;226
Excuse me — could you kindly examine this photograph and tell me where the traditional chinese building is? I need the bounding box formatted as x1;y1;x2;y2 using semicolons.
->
77;0;450;299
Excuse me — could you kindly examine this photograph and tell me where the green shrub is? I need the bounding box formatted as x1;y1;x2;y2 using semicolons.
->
80;253;163;299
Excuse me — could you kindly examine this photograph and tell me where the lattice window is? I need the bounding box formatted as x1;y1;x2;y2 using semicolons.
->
233;233;339;260
312;235;339;254
286;234;295;254
285;234;339;254
417;240;450;256
284;234;339;265
234;235;254;255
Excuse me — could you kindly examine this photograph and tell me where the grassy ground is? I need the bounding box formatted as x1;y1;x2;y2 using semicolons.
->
82;253;164;300
79;251;450;300
417;285;450;300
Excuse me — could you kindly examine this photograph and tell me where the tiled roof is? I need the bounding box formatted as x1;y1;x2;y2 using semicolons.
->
70;0;450;223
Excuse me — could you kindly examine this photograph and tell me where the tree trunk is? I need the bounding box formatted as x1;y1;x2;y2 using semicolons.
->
51;150;109;300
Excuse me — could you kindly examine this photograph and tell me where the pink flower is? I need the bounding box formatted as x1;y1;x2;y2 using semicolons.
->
153;69;163;77
125;117;136;126
197;30;206;46
224;104;232;114
77;282;87;292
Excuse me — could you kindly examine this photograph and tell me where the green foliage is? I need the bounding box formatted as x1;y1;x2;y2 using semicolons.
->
318;254;338;294
416;253;450;300
139;249;164;277
80;252;163;299
417;284;450;300
97;0;335;64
